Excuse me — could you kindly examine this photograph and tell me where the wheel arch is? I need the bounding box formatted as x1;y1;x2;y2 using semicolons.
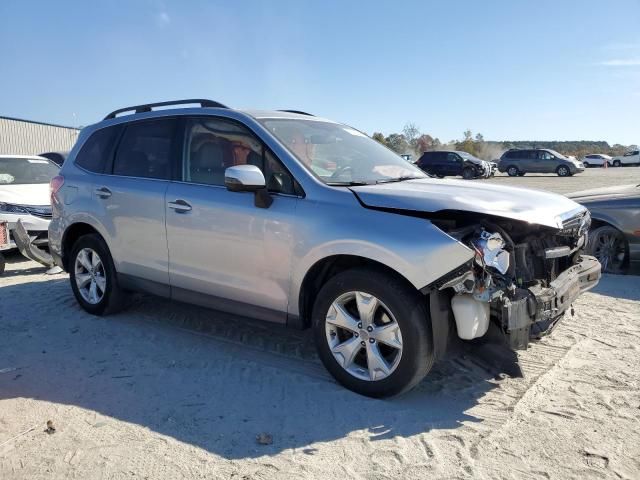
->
296;255;420;329
61;222;103;271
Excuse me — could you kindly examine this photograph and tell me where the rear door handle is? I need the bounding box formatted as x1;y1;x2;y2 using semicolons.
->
95;187;112;199
167;199;192;213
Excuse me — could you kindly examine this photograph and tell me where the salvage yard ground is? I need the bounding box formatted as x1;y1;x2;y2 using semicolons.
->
1;167;640;479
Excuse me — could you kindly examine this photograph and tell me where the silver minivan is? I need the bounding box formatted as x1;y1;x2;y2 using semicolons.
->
498;148;585;177
49;100;601;397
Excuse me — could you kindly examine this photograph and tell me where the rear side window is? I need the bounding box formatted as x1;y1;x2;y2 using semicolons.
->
112;119;176;180
75;126;121;173
418;153;434;165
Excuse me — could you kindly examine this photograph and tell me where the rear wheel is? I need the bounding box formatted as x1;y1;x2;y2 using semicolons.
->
587;226;628;274
69;234;126;315
312;268;434;398
556;165;570;177
507;166;519;177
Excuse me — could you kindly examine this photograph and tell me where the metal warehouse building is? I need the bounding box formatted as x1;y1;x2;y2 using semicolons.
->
0;116;79;155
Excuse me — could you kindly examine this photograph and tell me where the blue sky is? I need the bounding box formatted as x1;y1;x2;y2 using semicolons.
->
1;0;639;144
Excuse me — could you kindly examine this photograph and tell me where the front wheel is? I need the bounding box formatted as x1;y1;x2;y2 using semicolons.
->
462;167;476;180
587;225;628;274
312;268;434;398
69;234;126;315
507;166;519;177
613;160;621;167
557;165;570;177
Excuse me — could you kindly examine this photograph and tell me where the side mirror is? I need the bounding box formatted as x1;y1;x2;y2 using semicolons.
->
224;165;272;208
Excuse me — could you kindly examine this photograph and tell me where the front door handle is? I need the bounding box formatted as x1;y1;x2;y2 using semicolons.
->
167;199;192;213
95;187;112;199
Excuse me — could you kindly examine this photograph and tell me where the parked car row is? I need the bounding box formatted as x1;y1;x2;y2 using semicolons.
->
581;151;640;168
3;99;635;397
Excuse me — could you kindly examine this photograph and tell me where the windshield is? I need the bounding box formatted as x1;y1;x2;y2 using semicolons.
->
456;151;483;162
0;157;59;185
259;119;426;185
547;149;568;160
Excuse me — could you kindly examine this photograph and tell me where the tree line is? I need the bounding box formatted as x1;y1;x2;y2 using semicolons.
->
371;123;637;160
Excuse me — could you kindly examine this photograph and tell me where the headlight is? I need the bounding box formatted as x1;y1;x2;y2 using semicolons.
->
0;202;30;214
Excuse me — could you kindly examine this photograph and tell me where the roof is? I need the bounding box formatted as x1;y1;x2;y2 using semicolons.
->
0;115;80;131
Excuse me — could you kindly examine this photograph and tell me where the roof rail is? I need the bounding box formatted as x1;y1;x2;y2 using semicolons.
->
278;109;314;116
104;99;228;120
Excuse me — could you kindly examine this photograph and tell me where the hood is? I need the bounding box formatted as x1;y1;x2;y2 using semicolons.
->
567;184;639;203
350;178;585;229
0;183;51;206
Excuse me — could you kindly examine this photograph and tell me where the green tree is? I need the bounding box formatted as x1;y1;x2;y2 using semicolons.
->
385;133;410;153
372;132;387;146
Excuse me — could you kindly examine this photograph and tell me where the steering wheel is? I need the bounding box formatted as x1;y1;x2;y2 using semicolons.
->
329;165;353;180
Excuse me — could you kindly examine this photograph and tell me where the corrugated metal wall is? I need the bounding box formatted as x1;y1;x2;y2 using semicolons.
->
0;117;79;155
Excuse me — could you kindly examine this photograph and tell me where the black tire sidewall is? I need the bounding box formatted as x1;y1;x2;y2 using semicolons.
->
312;268;434;398
462;167;474;180
507;166;518;176
69;234;120;315
587;226;628;274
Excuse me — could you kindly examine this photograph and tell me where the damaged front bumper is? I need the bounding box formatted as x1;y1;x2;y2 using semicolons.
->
502;255;601;349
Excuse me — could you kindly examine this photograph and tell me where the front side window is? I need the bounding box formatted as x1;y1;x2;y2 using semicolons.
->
538;151;553;160
183;117;297;195
0;157;59;185
112;119;176;180
260;119;425;185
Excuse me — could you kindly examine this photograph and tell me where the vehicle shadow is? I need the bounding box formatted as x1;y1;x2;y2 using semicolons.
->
0;275;511;460
589;273;640;302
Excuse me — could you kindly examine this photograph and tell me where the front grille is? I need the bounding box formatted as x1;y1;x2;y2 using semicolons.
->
558;210;590;237
23;205;52;219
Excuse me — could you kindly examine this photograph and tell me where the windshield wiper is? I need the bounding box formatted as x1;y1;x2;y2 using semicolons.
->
326;180;375;186
375;175;425;184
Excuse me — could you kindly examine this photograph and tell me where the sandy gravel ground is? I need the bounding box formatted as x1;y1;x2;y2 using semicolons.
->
1;256;639;480
480;165;640;195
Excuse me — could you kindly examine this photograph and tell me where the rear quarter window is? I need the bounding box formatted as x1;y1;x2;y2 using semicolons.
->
75;125;121;173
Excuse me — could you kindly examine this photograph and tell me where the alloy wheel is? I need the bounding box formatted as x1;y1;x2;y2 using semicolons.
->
593;231;626;273
325;291;403;381
558;166;569;176
74;248;106;304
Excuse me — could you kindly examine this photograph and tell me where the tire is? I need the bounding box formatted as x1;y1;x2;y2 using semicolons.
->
462;167;475;180
517;172;526;176
312;268;434;398
0;253;5;275
506;166;519;177
613;160;621;167
556;165;570;177
69;234;126;315
587;225;628;274
583;162;589;168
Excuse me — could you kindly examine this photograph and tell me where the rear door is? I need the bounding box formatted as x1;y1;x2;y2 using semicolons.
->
93;117;178;287
165;116;300;322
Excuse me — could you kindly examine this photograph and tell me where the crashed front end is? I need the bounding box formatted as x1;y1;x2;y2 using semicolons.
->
433;208;601;350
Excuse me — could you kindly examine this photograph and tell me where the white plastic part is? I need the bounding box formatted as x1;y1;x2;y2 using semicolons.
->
451;294;490;340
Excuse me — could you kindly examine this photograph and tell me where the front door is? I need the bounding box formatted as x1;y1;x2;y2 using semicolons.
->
165;116;299;322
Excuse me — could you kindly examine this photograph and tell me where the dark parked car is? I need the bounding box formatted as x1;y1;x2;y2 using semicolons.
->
416;150;492;179
498;148;584;177
39;151;69;167
568;184;640;273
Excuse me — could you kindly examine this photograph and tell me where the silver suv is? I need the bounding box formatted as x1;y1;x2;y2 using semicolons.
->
49;100;601;397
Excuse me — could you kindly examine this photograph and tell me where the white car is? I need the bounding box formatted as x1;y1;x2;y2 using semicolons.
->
0;155;59;251
611;150;640;167
581;154;612;168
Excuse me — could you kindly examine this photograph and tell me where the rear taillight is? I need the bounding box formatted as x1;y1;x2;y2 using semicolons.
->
50;175;64;204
